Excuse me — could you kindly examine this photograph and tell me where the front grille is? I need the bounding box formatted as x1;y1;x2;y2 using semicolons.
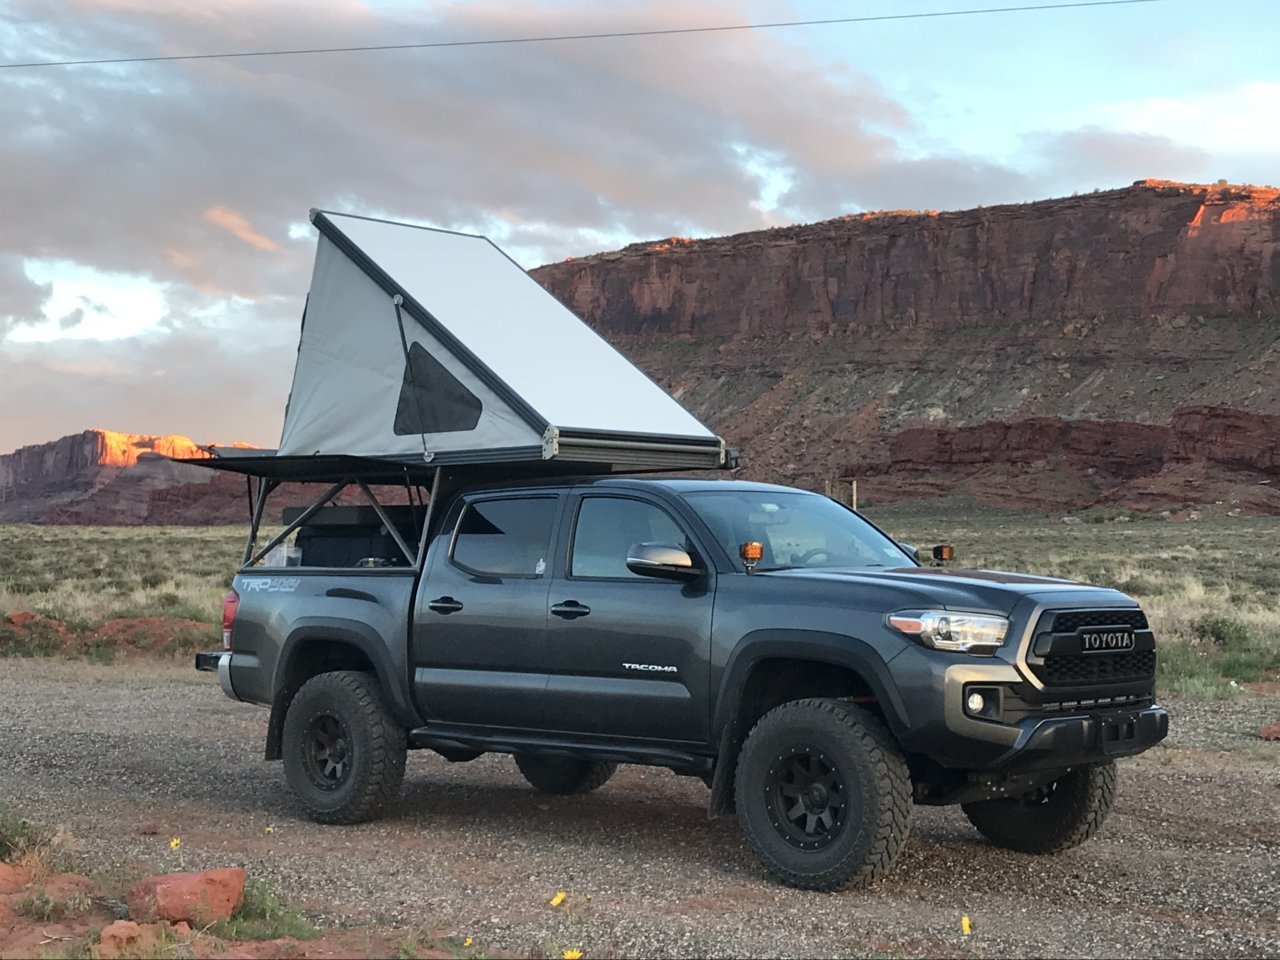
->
1051;609;1148;632
1028;608;1157;689
1038;649;1156;686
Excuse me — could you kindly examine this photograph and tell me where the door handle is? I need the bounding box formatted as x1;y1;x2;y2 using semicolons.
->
551;600;591;619
427;596;464;614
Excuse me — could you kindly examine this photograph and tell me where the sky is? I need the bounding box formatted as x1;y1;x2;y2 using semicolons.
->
1;0;1277;453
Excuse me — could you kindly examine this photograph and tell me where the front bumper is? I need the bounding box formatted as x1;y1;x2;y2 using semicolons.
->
985;704;1168;769
194;651;238;701
890;645;1167;770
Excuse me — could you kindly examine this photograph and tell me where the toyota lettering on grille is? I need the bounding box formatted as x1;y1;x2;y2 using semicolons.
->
1079;629;1135;653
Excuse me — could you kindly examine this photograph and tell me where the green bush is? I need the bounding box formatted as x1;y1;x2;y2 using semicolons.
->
1193;615;1252;649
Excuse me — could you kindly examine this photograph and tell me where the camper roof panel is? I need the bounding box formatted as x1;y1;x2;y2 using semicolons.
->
324;213;715;440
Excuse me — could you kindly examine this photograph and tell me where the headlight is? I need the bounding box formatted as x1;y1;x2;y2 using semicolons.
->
887;610;1009;655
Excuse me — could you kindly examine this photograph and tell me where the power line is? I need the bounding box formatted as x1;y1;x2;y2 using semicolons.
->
1;1;1162;70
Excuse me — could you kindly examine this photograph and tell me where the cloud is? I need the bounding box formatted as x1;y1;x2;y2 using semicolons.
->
1027;127;1211;191
0;255;53;340
202;206;280;252
58;307;85;330
0;326;293;452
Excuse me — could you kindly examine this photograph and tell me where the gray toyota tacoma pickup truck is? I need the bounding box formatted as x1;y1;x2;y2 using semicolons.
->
198;475;1167;890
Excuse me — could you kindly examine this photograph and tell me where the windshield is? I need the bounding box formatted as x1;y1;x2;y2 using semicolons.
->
681;490;913;571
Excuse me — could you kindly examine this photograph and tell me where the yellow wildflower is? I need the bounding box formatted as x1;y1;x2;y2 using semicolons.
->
549;890;566;907
169;837;181;851
265;825;275;834
463;938;473;947
562;951;584;960
961;915;972;936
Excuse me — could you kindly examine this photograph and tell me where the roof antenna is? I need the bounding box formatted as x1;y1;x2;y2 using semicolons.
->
391;294;432;462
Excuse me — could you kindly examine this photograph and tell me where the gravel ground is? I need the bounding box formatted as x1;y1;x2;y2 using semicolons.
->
1;659;1277;959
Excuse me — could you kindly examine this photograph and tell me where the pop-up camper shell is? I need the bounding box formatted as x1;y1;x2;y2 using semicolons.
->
184;210;732;567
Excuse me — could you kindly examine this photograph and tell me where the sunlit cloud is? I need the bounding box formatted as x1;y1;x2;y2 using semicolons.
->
202;206;280;252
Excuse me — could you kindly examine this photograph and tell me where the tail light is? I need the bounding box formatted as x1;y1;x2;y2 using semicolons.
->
221;590;240;650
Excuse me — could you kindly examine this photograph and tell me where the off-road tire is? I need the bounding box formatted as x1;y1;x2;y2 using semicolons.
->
282;670;407;824
514;754;617;795
962;762;1117;854
734;698;912;891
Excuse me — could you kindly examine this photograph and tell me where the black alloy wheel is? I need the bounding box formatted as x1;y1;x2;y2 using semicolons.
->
764;746;850;850
303;713;353;790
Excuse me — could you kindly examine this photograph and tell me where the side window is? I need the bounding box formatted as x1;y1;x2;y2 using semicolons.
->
451;497;557;577
571;497;688;579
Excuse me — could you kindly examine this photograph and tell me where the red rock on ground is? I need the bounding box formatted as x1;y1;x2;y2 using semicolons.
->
0;862;33;894
96;919;171;960
42;871;92;899
127;867;246;924
3;611;36;627
1259;722;1280;741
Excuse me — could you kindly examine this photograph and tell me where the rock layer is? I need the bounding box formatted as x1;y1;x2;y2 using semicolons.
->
534;180;1280;338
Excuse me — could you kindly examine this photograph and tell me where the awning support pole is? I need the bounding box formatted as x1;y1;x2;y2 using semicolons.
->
248;480;349;567
242;478;278;567
415;468;442;570
392;295;430;460
355;481;416;565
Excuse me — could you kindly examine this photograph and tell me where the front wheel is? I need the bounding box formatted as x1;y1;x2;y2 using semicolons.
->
282;671;407;824
962;762;1117;854
734;698;913;891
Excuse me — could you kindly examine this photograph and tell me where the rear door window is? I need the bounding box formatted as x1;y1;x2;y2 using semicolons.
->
451;497;557;577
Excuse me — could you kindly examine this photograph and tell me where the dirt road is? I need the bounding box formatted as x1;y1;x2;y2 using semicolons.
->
1;659;1277;958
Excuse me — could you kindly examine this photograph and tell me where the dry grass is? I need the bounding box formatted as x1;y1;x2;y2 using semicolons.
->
0;525;244;626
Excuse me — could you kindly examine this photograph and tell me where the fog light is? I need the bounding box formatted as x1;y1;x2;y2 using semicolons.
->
966;691;986;714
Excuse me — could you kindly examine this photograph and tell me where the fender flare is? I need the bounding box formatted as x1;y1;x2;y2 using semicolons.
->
264;618;421;760
707;629;909;817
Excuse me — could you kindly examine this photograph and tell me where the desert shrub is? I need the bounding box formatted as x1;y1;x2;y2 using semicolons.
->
0;804;50;861
1193;615;1253;649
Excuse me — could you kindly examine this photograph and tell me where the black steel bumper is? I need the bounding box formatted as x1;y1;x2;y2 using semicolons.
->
890;645;1167;771
985;704;1168;770
195;650;238;700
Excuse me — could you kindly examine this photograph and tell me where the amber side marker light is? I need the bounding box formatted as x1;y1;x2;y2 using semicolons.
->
739;540;764;573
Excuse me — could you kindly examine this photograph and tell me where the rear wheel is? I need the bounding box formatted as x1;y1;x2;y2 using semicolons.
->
514;754;616;795
734;698;912;891
962;762;1116;854
282;671;407;824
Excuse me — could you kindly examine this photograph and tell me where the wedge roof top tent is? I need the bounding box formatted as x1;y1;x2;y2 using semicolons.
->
185;209;729;483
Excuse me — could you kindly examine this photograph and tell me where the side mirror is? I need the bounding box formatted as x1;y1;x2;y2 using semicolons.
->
898;542;920;563
626;542;704;581
932;544;955;564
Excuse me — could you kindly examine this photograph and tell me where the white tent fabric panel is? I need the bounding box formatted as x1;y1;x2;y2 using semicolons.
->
278;235;542;458
327;214;715;440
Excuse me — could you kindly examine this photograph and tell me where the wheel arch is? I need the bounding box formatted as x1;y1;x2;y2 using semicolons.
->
707;630;909;817
264;619;419;761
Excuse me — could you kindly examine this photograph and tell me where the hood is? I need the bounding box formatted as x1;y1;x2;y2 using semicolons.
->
760;566;1134;616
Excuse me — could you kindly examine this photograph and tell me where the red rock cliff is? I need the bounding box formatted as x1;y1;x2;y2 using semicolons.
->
530;180;1280;512
534;180;1280;337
